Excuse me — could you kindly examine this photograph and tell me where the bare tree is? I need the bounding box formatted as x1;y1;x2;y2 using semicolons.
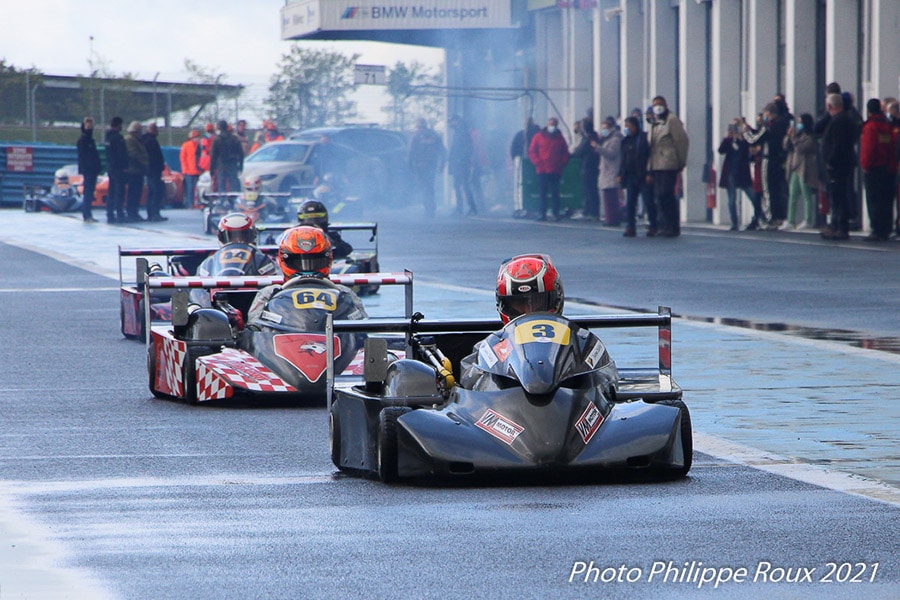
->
265;46;359;130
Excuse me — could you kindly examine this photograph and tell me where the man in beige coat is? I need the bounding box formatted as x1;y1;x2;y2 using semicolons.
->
646;96;690;236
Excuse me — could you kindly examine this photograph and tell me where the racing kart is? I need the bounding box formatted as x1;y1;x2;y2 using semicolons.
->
23;165;84;213
145;270;413;404
199;190;292;234
326;308;691;483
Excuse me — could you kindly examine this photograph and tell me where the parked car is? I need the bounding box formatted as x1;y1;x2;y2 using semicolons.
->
238;126;412;206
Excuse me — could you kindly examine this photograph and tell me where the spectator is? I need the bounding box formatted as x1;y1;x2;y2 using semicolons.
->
647;96;690;237
210;120;244;193
571;117;600;220
263;120;285;143
407;117;447;217
859;98;897;241
884;100;900;236
235;119;251;156
619;116;651;236
104;116;128;223
597;116;623;226
743;103;788;229
717;119;755;231
199;123;215;174
141;123;168;222
448;114;478;215
123;121;149;221
783;113;820;229
820;93;858;240
180;129;202;207
528;116;570;221
509;117;540;162
249;131;265;155
76;117;101;223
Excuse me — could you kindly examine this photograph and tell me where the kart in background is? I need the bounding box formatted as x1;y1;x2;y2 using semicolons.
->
145;271;413;404
326;308;691;483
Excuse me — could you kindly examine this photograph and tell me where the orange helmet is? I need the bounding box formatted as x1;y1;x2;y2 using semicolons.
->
495;254;564;324
278;226;332;279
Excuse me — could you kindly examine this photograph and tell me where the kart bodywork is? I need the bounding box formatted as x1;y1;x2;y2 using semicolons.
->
146;271;413;404
326;309;690;483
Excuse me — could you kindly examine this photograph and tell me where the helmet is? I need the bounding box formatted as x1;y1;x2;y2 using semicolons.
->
297;199;329;230
495;254;564;324
278;226;332;279
217;212;257;245
243;175;262;193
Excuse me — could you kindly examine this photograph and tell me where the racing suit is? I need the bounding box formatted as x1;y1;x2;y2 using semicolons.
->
247;275;367;326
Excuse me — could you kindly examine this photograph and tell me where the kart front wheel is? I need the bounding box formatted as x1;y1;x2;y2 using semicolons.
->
376;407;411;483
329;411;342;469
657;399;692;479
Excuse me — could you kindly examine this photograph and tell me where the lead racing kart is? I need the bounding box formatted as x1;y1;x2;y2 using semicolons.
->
326;308;690;483
146;270;413;404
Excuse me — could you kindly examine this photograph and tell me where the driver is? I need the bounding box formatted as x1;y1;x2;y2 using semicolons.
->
459;254;565;389
247;225;367;325
197;213;278;277
296;199;354;260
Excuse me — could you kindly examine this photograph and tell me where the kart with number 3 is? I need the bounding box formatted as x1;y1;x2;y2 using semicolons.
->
326;308;690;483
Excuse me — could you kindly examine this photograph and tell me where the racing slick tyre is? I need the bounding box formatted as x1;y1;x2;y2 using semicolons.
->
147;346;168;400
182;352;199;404
657;399;693;480
329;411;342;469
376;407;411;483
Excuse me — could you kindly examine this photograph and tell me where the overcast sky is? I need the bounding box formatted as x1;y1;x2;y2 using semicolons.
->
1;0;443;125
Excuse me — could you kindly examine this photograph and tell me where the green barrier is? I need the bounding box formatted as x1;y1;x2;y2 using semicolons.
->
518;156;585;215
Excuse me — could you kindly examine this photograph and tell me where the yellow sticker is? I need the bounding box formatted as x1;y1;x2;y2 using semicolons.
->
513;319;571;345
290;288;339;311
218;248;252;266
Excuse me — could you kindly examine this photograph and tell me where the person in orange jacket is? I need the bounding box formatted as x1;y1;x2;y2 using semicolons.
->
199;123;216;189
263;119;284;143
180;129;202;206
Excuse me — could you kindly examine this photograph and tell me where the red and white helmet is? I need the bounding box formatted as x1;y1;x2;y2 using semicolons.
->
495;254;564;324
217;212;257;245
243;175;262;193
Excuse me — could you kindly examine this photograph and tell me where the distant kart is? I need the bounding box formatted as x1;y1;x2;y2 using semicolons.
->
326;309;691;483
24;164;184;213
144;271;413;404
199;190;292;235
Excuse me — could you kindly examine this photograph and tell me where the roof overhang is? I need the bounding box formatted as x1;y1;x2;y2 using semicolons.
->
281;0;516;40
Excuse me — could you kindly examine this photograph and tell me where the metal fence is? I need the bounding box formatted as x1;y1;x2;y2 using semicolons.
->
1;143;180;205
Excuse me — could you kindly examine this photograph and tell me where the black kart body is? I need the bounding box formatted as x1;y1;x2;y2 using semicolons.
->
329;311;690;483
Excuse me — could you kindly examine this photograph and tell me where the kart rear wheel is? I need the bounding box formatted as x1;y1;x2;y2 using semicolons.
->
376;407;411;483
658;399;692;479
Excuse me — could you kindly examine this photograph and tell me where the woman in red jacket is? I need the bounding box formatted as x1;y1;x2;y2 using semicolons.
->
528;117;570;221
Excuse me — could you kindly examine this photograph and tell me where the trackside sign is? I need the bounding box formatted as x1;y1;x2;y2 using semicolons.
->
282;0;513;38
6;147;34;172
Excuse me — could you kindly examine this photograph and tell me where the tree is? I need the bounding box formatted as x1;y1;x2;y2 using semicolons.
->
184;59;239;126
0;61;40;124
265;46;359;131
383;61;445;132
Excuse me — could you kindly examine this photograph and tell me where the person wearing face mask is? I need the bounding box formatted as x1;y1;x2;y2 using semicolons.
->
528;116;570;221
783;113;820;229
646;96;689;237
717;119;755;231
619;116;652;236
743;102;789;229
596;116;623;226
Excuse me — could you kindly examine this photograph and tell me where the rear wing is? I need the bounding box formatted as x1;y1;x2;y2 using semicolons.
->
258;222;378;248
324;307;675;407
142;269;414;350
